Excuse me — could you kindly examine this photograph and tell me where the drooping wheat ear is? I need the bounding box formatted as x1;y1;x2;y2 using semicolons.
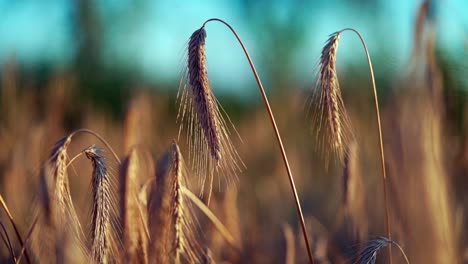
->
195;18;313;263
85;146;116;264
120;148;148;264
314;31;351;162
317;28;391;264
178;25;243;200
40;136;85;246
357;237;409;264
171;141;203;263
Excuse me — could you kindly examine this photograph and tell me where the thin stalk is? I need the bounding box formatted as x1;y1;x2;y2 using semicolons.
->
15;216;39;264
65;152;84;170
0;220;16;263
202;18;314;264
0;194;31;264
69;129;121;164
181;186;238;251
338;28;392;264
391;240;410;264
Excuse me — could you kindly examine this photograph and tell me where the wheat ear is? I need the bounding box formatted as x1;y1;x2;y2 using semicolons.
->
120;148;148;264
148;150;173;263
178;24;243;202
85;146;115;264
314;32;352;162
197;18;314;264
171;141;204;263
318;28;392;263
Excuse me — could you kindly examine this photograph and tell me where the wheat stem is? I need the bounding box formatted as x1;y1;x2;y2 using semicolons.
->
338;27;392;264
0;194;32;264
202;18;314;264
70;129;121;164
391;240;410;264
15;216;39;264
0;220;16;263
181;185;238;250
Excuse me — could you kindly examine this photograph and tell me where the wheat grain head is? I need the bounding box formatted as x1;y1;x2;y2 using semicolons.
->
171;141;203;263
311;32;352;163
177;26;243;198
38;135;87;259
85;146;119;264
120;148;149;264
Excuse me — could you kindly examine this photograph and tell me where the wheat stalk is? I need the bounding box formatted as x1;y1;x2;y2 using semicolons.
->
316;28;392;263
0;217;16;262
195;18;314;263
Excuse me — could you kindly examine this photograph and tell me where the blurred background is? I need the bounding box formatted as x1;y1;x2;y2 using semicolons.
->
0;0;467;263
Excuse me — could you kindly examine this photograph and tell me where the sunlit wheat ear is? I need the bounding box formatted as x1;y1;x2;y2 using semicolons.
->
171;141;203;263
40;136;84;243
177;26;243;196
120;148;148;264
311;32;352;162
85;146;118;264
356;237;409;264
148;150;173;264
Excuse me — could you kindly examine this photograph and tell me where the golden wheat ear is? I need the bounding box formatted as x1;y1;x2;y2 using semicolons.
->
120;148;149;264
170;141;204;264
39;135;86;252
178;25;243;200
84;146;119;264
310;31;352;163
148;149;174;263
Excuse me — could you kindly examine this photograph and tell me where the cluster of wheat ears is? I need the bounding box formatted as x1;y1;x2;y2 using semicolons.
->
0;18;416;264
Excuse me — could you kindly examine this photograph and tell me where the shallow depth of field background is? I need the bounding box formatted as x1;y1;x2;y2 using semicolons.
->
0;0;467;263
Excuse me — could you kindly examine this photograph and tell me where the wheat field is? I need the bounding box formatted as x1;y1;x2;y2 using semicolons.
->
0;2;467;264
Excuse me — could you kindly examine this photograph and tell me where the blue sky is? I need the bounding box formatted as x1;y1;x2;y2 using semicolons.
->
0;0;466;93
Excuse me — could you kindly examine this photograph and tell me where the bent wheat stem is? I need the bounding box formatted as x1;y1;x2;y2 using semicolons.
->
336;28;392;263
202;18;314;264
